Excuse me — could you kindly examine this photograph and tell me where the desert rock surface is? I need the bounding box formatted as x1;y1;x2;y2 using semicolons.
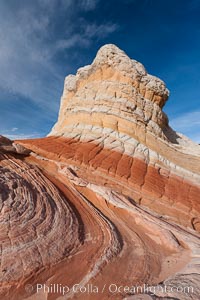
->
1;45;200;300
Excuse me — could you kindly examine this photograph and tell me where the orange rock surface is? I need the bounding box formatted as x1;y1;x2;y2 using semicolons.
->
0;45;200;300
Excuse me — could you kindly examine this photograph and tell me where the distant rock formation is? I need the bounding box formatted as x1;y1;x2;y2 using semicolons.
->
49;44;199;150
0;135;30;155
1;45;200;300
50;44;170;139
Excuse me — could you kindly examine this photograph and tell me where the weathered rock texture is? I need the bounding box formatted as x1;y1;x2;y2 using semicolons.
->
48;44;200;228
1;45;200;300
0;135;30;155
50;44;169;140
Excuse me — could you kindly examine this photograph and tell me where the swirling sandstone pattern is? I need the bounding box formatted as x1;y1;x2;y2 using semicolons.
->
1;45;200;300
0;152;83;299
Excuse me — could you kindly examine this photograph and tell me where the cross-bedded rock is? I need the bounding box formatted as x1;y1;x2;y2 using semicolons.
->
1;44;200;300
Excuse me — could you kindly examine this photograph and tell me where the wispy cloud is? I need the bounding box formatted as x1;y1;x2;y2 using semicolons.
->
1;127;42;140
79;0;100;11
11;128;18;132
53;22;118;53
0;1;62;113
170;111;200;143
3;133;42;141
0;0;118;114
84;22;119;39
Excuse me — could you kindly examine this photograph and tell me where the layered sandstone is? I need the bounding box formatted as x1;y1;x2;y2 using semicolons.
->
46;44;200;228
50;44;170;140
1;45;200;300
50;44;200;172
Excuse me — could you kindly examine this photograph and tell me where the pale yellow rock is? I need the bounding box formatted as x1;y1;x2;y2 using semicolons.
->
49;44;200;175
50;44;169;139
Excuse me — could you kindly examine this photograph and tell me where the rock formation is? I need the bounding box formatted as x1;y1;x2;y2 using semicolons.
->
48;44;200;228
0;135;30;155
0;45;200;300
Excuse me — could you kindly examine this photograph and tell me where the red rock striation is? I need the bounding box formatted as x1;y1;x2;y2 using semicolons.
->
1;45;200;300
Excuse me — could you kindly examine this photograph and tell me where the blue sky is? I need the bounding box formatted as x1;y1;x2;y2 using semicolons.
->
0;0;200;142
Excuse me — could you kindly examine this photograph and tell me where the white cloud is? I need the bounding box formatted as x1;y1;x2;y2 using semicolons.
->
53;35;90;52
0;1;62;113
54;22;118;52
11;128;18;132
1;128;41;140
84;23;119;39
0;0;118;115
4;133;42;140
170;111;200;143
